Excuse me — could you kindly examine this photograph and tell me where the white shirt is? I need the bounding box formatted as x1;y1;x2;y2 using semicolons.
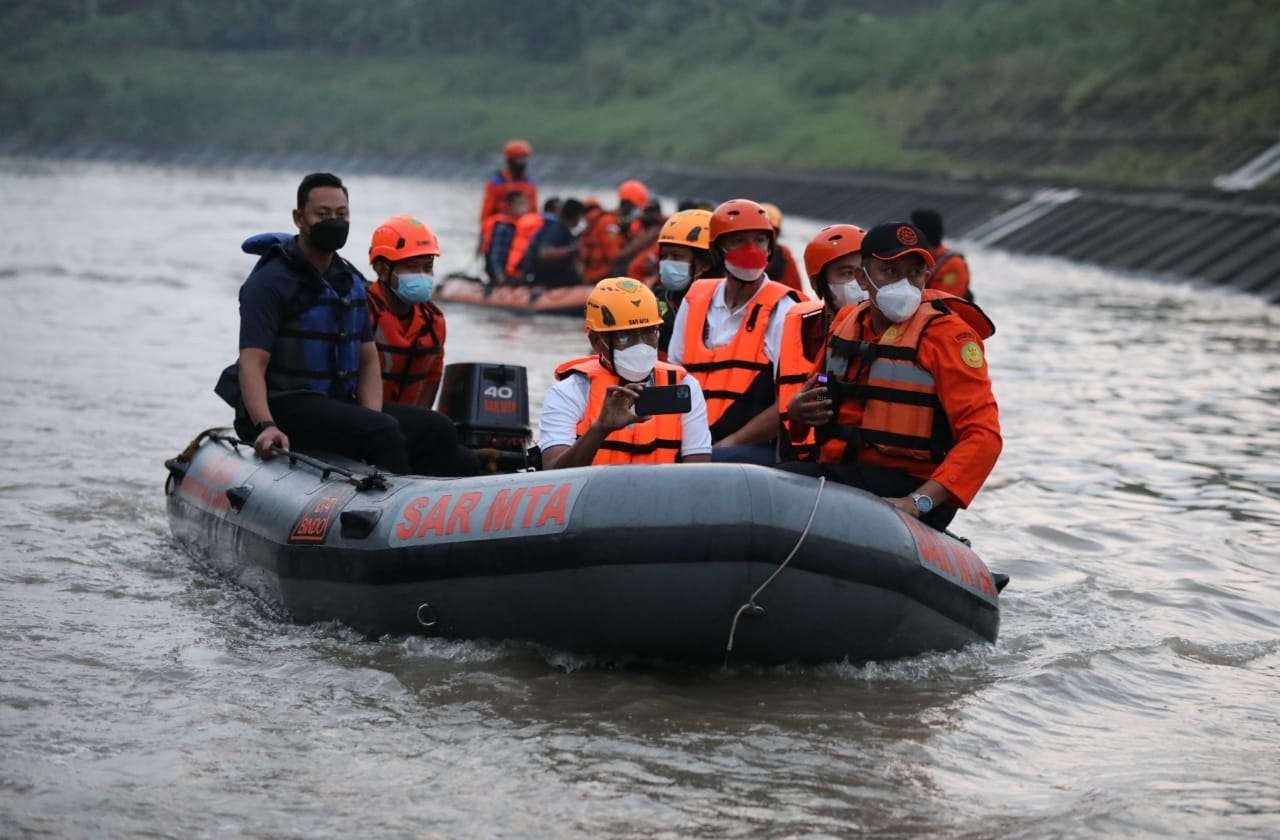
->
538;370;713;457
667;278;797;371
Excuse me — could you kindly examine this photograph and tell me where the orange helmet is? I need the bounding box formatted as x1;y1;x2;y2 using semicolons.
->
709;199;774;243
369;215;441;265
761;202;783;231
504;139;532;159
618;179;650;208
657;209;712;251
803;224;866;279
584;277;662;333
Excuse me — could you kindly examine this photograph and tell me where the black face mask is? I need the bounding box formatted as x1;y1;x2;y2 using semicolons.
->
508;161;527;178
307;218;349;253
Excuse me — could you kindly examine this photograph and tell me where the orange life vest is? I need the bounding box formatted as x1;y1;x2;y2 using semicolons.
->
479;170;538;225
506;212;546;279
579;211;622;284
819;291;993;465
553;357;687;465
367;282;446;407
775;300;828;460
678;278;797;442
927;247;970;299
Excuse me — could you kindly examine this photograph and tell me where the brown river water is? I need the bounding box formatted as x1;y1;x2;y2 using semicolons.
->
1;159;1278;838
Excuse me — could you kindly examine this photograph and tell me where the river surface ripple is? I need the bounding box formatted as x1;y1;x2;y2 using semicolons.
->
1;159;1278;838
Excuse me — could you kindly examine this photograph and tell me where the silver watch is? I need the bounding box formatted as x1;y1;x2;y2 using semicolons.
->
911;493;934;514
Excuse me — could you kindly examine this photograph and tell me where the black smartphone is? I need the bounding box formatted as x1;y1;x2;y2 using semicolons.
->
633;384;692;416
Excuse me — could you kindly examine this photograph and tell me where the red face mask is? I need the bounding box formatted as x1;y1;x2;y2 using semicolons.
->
723;243;769;282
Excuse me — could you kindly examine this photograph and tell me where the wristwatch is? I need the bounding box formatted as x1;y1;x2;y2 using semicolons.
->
910;493;934;515
254;420;278;435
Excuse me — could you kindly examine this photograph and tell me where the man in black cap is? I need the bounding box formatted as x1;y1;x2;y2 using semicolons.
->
780;222;1001;530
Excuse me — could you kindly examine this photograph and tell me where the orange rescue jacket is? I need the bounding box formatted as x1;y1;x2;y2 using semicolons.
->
678;278;797;442
927;246;971;300
814;291;1000;506
553;356;687;465
579;211;623;284
505;212;546;279
367;281;446;408
479;170;538;226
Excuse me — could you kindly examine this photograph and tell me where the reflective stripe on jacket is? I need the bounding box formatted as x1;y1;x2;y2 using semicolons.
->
819;291;994;467
553;357;687;465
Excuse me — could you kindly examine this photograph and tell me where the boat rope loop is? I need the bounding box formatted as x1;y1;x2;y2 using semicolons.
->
723;476;825;664
169;429;389;492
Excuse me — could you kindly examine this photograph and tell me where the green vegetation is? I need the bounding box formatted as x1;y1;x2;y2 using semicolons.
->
3;0;1277;186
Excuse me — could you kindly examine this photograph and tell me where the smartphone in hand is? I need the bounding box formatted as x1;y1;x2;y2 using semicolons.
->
633;384;692;416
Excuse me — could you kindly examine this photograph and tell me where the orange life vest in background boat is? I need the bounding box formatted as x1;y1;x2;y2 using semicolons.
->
678;278;796;442
553;356;687;465
479;170;538;226
367;281;446;407
579;211;623;284
819;291;993;467
927;247;971;300
506;212;546;279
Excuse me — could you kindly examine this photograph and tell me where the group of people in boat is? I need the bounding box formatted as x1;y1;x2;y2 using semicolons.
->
215;153;998;531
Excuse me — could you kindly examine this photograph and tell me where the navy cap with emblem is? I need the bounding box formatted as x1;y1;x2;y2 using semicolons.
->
860;222;936;267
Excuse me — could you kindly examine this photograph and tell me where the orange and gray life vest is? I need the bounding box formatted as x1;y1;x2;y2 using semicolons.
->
678;278;798;442
820;292;993;465
928;247;970;299
553;357;688;465
366;281;446;406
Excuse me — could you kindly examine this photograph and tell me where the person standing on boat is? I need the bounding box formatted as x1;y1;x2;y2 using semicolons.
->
479;139;538;228
540;278;712;468
761;203;807;296
776;224;868;462
652;209;715;359
667;198;800;465
782;222;1001;530
580;179;650;283
214;173;476;477
529;198;587;287
911;208;973;302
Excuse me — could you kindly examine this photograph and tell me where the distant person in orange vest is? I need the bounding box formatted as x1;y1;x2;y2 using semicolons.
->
504;197;559;284
540;278;711;468
783;221;1000;530
652;208;715;359
480;190;529;285
911;208;972;301
580;179;650;283
761;202;807;296
619;198;666;279
776;224;867;461
667;198;800;465
479;139;538;228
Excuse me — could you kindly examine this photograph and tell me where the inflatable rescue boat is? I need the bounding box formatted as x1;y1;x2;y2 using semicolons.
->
435;273;592;316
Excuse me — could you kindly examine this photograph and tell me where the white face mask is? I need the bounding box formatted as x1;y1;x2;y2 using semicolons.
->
612;343;658;382
869;275;922;323
829;282;868;309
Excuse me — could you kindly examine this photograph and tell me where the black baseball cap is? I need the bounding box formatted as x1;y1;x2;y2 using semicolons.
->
859;222;936;267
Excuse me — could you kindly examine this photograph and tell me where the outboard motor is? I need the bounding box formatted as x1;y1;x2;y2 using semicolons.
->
438;363;537;470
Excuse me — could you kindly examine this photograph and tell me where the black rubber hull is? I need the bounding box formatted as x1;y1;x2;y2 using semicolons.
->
166;439;1001;664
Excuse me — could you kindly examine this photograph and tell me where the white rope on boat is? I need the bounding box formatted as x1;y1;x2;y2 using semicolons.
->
724;476;826;663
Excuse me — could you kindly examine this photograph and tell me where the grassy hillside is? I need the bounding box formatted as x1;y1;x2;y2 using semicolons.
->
3;0;1277;187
